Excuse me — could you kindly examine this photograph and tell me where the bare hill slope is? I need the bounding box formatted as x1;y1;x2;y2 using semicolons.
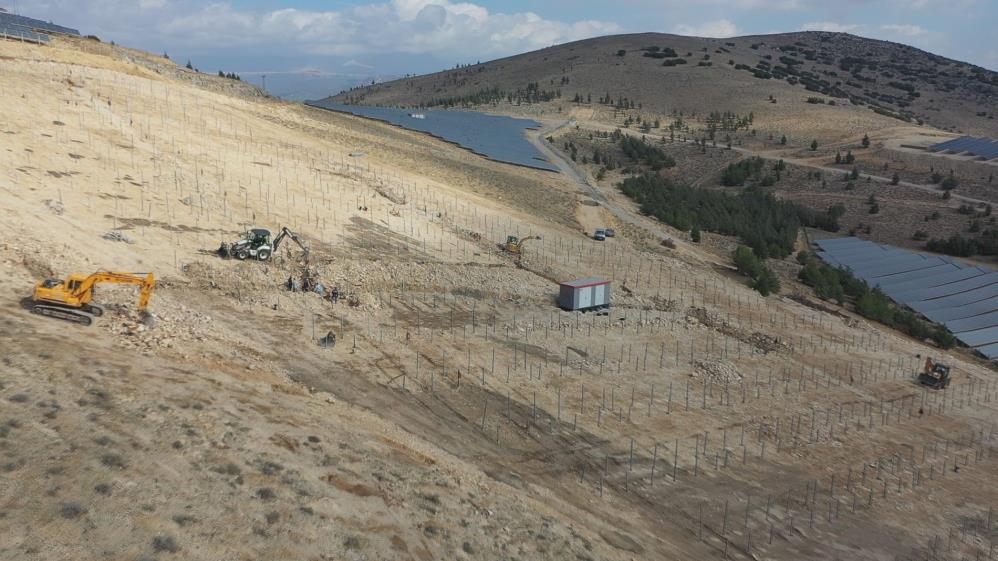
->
330;31;998;138
2;34;997;561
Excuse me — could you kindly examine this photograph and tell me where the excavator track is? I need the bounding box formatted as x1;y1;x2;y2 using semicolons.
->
31;305;93;326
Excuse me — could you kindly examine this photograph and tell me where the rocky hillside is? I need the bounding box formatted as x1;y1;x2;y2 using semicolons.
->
329;31;998;137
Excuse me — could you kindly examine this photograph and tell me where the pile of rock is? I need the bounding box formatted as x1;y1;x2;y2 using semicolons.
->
102;230;135;244
749;332;791;354
692;360;743;384
99;295;216;350
686;306;727;330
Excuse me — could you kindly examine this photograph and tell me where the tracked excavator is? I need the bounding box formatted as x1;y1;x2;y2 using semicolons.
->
918;357;951;390
499;235;541;256
218;226;309;264
30;271;155;326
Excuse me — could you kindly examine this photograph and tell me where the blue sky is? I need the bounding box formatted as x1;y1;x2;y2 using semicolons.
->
10;0;997;99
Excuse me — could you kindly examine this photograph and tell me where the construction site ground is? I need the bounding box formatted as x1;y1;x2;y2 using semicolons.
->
1;37;997;561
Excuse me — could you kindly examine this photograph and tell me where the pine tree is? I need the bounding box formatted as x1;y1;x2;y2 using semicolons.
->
810;139;818;151
862;134;870;148
186;60;193;70
780;135;787;145
690;224;701;243
891;172;900;185
835;151;842;164
851;166;860;180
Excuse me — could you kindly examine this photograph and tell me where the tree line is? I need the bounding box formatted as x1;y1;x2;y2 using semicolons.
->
617;173;842;259
797;255;955;348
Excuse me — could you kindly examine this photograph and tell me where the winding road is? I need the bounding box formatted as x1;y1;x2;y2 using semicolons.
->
529;119;991;207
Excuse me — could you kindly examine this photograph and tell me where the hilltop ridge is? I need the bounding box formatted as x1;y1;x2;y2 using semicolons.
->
329;31;998;138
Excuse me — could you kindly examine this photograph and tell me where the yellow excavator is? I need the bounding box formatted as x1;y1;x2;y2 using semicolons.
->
499;235;542;256
918;357;951;390
31;271;155;326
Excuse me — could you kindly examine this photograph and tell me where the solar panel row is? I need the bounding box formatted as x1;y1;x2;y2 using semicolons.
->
0;13;79;36
815;237;998;359
0;24;48;43
928;136;998;160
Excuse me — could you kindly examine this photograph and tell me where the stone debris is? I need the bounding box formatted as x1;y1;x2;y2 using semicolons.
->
102;230;135;244
45;199;65;215
692;360;742;384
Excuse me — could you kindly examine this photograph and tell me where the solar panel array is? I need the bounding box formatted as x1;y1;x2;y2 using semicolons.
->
928;136;998;160
305;101;559;171
816;237;998;359
0;12;80;43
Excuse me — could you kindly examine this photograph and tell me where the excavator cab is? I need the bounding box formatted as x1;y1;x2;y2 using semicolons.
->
918;357;951;390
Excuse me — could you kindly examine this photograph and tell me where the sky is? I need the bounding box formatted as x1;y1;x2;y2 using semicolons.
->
8;0;997;100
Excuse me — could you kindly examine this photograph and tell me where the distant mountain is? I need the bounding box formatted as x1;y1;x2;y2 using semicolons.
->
327;32;998;136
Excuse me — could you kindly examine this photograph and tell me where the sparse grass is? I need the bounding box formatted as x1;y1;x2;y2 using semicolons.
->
256;488;276;501
265;511;279;525
60;501;87;519
259;461;283;476
172;514;196;527
8;393;29;403
212;462;241;476
343;536;361;549
94;435;112;446
94;483;112;496
152;535;179;554
100;453;128;469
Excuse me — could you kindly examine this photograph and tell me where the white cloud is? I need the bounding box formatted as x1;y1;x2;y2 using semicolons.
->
672;19;740;38
799;21;859;33
343;60;376;71
879;23;927;37
26;0;620;59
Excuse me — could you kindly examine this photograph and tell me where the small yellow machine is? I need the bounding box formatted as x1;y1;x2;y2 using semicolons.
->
31;271;155;326
500;235;542;255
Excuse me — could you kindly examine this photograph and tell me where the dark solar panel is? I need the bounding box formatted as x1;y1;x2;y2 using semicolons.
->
0;13;79;35
977;141;998;160
945;310;998;333
973;342;998;359
854;255;945;279
948;326;998;347
891;271;998;302
878;264;964;292
815;237;997;357
940;136;978;152
0;24;48;42
815;237;871;250
922;296;998;323
929;136;969;151
911;282;998;313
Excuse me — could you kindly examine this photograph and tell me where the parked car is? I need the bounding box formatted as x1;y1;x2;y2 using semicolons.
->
604;228;615;238
593;229;606;241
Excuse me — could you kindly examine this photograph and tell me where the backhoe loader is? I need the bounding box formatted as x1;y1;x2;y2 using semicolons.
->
499;235;541;256
917;357;951;390
31;271;155;326
218;226;309;264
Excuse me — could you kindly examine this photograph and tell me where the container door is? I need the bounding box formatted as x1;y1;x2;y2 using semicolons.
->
593;283;605;306
578;286;592;309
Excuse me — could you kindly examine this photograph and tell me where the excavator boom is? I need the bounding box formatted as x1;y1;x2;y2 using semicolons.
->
272;227;310;264
31;271;156;325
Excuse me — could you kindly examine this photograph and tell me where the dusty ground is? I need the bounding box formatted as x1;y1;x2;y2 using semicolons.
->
2;36;997;561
